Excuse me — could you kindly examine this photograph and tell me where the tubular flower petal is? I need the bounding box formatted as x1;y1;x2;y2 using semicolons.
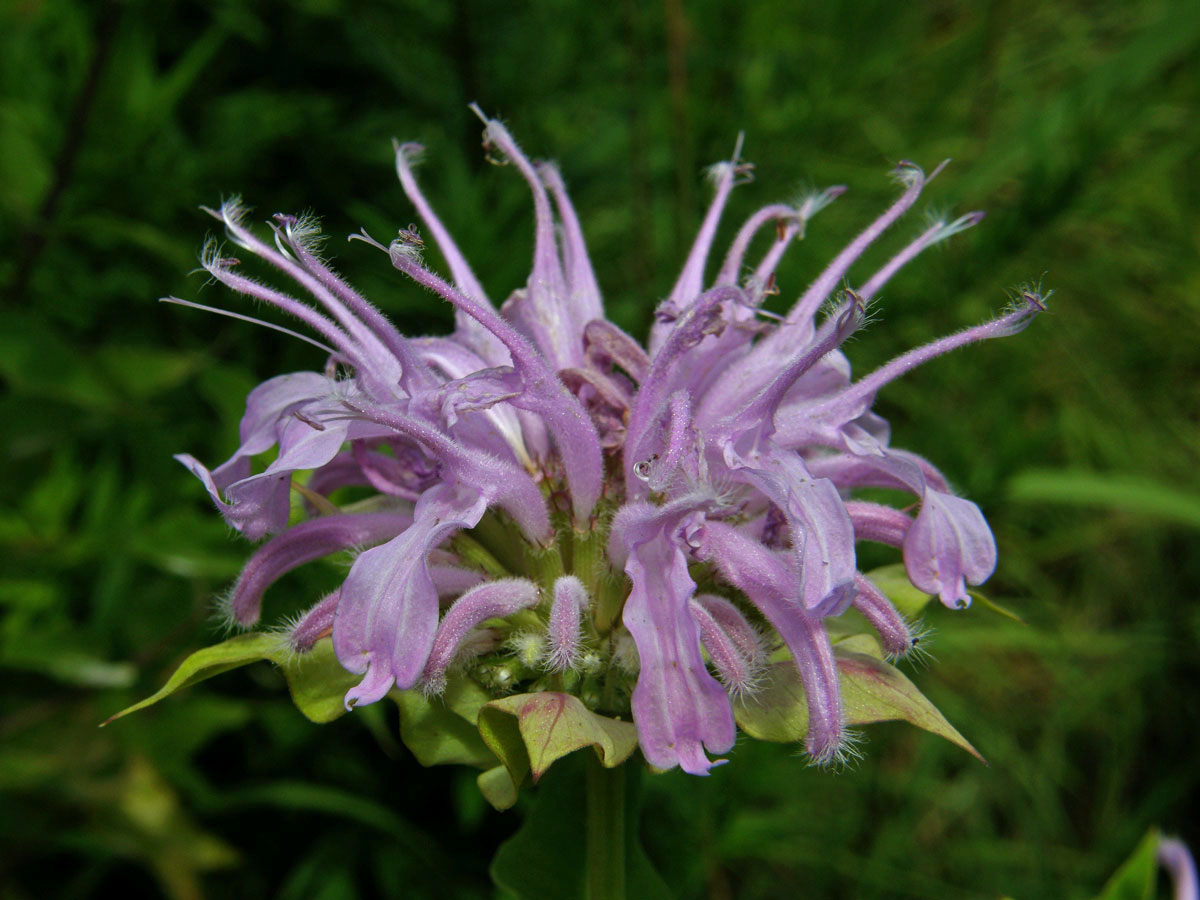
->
422;579;541;694
845;501;914;547
690;519;848;763
613;502;736;775
546;575;589;672
393;142;508;367
904;491;996;608
287;590;340;654
689;595;765;696
693;595;766;673
175;112;1041;772
852;574;916;659
229;511;413;626
649;135;753;354
334;482;491;705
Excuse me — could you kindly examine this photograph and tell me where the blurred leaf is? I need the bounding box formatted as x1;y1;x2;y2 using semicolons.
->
152;25;227;117
130;509;246;578
0;101;52;217
1092;829;1161;900
217;780;441;862
21;448;86;539
0;578;58;610
122;694;255;784
0;747;65;791
0;315;119;411
93;344;202;398
1009;469;1200;529
4;649;136;688
68;212;194;269
117;756;239;899
734;651;984;762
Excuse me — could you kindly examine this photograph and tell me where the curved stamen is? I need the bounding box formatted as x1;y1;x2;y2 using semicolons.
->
715;203;796;287
783;160;947;328
274;214;435;393
649;134;753;354
159;296;337;356
807;291;1045;421
209;205;404;384
470;105;577;369
199;246;367;372
393;141;491;304
860;211;984;301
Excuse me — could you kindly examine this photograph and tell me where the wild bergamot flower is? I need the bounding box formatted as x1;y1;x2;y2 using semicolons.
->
171;106;1043;773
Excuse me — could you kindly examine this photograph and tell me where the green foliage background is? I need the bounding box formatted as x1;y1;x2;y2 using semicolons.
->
2;0;1197;897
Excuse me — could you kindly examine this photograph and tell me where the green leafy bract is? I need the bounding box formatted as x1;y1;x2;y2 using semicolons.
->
103;634;360;727
103;633;281;726
861;563;938;619
866;563;1025;623
733;649;984;762
476;692;639;810
477;765;519;812
281;640;363;724
967;588;1027;624
392;678;497;770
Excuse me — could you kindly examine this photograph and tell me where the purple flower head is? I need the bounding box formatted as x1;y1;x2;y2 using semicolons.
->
175;109;1043;773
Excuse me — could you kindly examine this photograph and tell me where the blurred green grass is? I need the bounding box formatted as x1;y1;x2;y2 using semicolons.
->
2;0;1197;897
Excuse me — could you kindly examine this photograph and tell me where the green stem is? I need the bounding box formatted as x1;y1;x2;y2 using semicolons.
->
584;755;626;900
